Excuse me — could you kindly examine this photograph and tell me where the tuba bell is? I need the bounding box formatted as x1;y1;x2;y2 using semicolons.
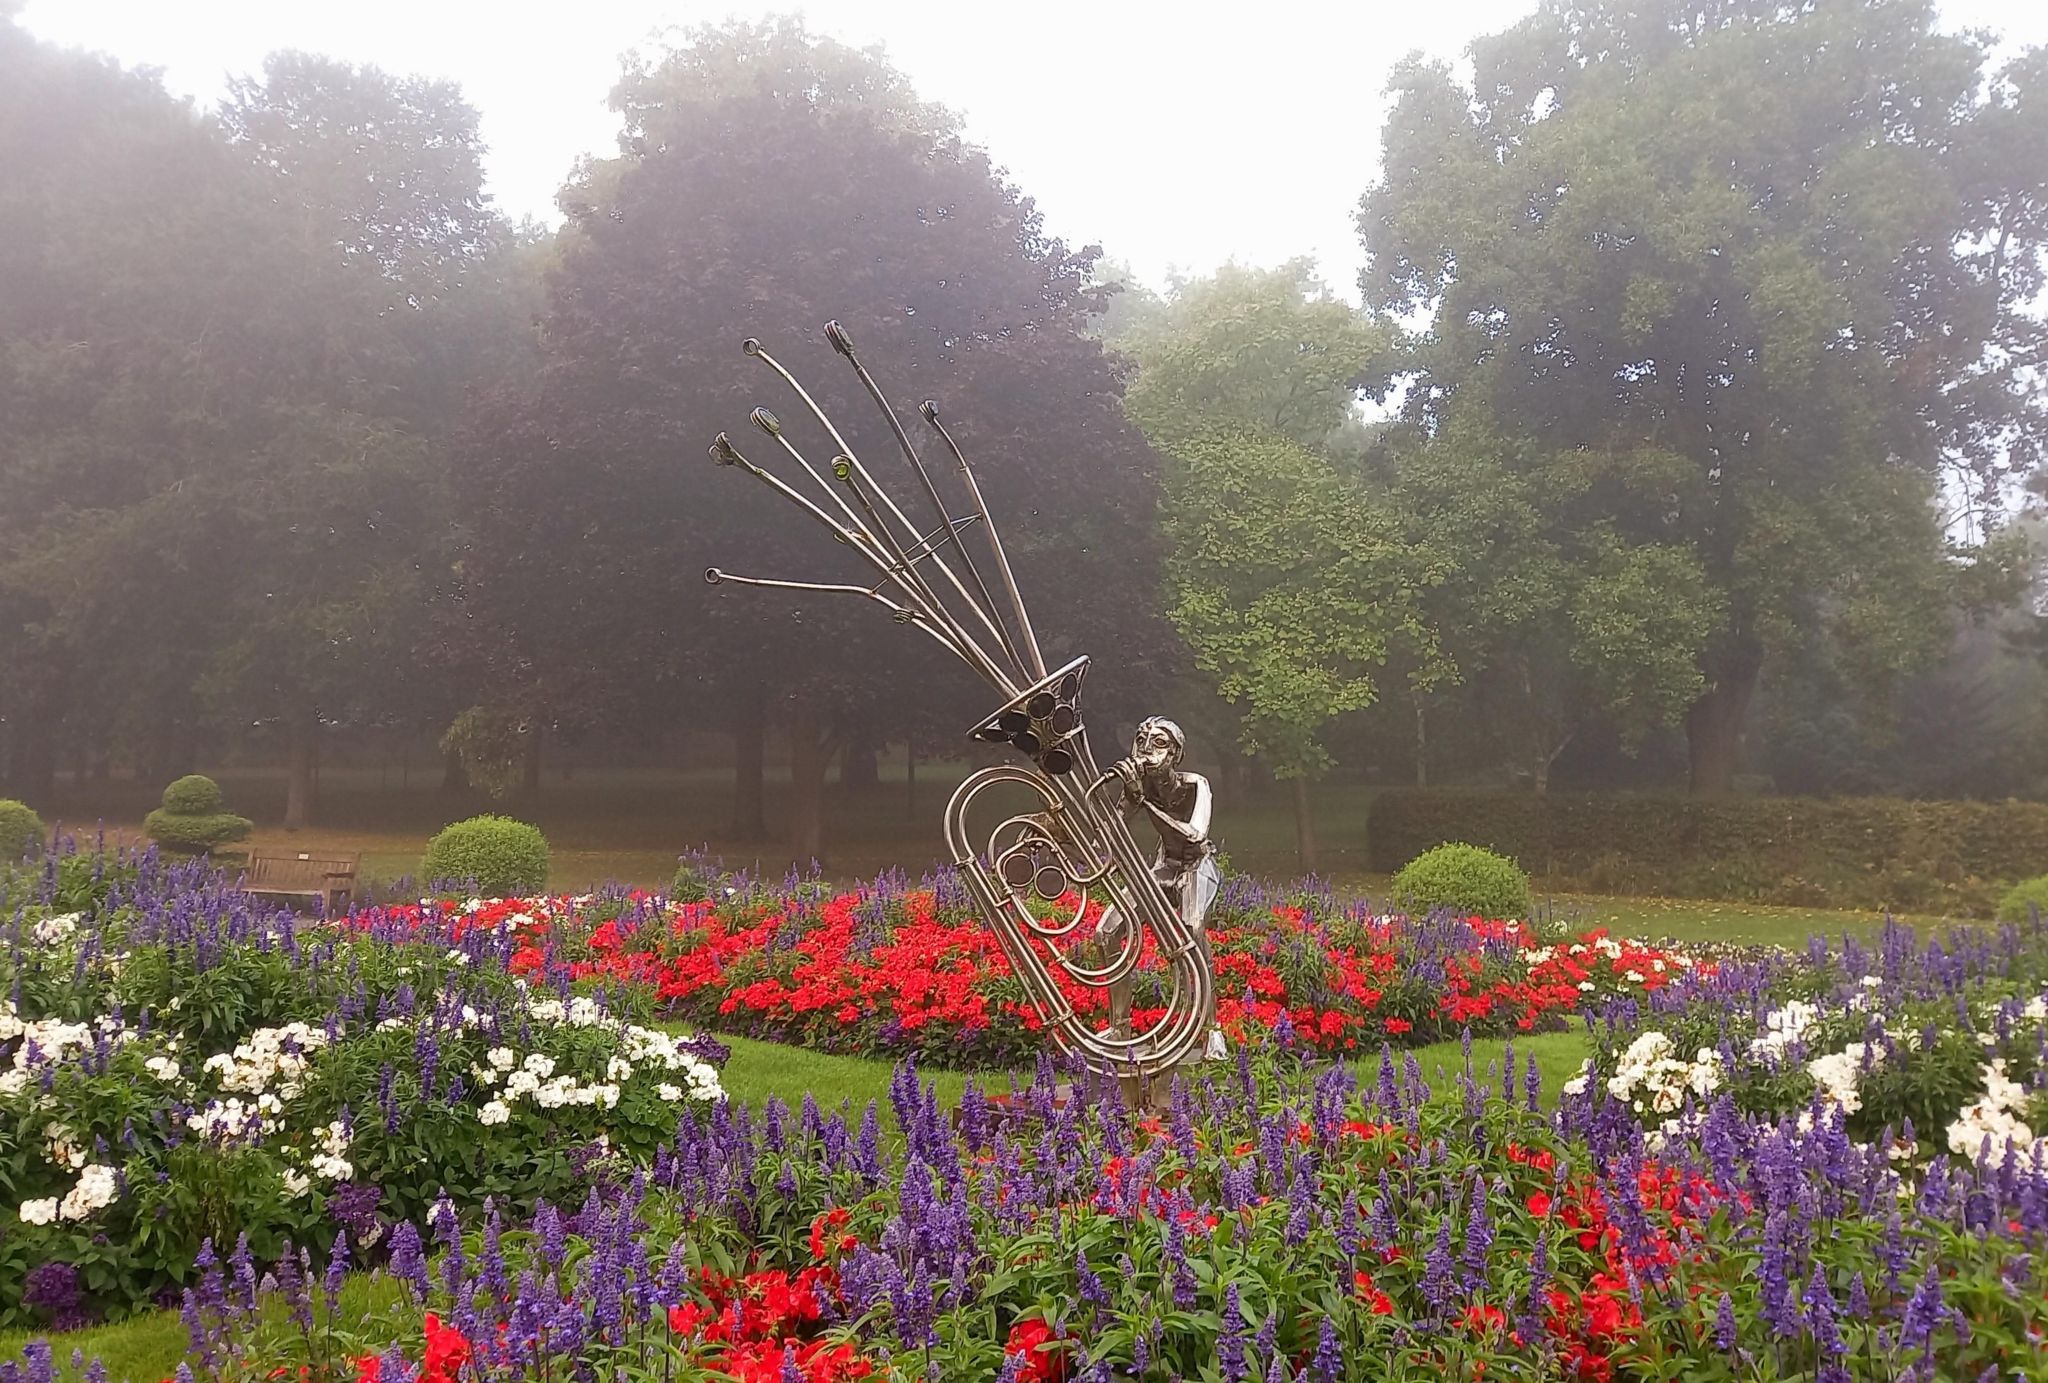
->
702;322;1213;1079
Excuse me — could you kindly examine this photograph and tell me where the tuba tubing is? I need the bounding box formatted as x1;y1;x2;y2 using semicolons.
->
944;740;1213;1075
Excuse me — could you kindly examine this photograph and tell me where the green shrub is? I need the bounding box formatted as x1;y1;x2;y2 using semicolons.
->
1391;842;1531;919
143;775;251;855
1367;788;2048;915
2000;876;2048;924
422;814;550;895
160;773;225;815
0;800;44;862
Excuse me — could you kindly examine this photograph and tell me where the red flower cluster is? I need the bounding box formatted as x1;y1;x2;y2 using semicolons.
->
372;883;1699;1064
667;1262;876;1382
1005;1317;1069;1382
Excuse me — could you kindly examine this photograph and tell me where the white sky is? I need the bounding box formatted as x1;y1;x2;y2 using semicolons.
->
18;0;2048;303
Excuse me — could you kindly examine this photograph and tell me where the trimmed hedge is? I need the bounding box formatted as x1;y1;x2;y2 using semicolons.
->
1367;788;2048;916
2002;877;2048;924
143;774;252;854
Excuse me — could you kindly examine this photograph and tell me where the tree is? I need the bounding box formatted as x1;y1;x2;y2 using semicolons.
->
1162;422;1442;870
1118;260;1393;452
1360;0;2048;791
456;18;1172;863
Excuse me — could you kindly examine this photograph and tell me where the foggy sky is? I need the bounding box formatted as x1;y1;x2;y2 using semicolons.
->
18;0;2048;302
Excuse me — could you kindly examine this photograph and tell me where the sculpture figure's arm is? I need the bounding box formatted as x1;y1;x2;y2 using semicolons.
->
1143;773;1212;846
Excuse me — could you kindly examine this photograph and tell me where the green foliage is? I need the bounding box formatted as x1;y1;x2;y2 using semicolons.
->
0;801;42;862
439;706;530;799
1115;259;1395;451
142;775;251;854
420;814;549;895
1370;788;2048;915
2001;877;2048;925
1391;842;1531;919
1160;421;1441;779
159;774;224;815
1360;0;2048;790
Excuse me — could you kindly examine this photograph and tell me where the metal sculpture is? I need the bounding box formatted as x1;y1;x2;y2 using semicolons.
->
702;321;1219;1082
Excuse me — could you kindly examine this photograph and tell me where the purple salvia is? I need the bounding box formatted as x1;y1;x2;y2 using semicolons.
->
1219;1283;1248;1383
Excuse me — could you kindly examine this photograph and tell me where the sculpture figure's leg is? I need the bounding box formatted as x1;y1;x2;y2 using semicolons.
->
1188;857;1225;1060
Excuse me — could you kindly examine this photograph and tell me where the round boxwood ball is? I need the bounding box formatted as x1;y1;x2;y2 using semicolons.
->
0;800;45;862
160;774;226;815
1392;842;1531;920
1999;875;2048;925
421;815;550;897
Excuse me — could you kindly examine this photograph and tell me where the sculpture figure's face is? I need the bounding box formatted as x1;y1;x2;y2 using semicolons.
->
1133;718;1184;774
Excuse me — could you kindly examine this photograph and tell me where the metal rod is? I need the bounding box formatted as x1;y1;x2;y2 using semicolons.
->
826;320;1033;683
921;400;1049;680
746;337;1025;693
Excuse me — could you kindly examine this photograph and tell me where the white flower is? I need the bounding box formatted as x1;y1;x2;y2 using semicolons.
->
657;1083;683;1102
31;912;81;945
478;1100;511;1126
606;1057;633;1082
58;1164;119;1221
19;1197;59;1226
145;1056;183;1083
488;1047;517;1071
522;1054;556;1079
1577;981;1595;993
282;1170;312;1198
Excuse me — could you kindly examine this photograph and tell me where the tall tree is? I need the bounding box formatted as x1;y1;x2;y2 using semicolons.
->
1360;0;2048;791
456;18;1171;863
1162;423;1440;871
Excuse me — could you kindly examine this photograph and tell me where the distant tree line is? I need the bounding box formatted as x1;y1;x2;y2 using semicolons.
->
2;1;2045;868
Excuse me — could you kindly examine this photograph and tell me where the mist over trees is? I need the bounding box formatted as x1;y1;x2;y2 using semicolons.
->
2;0;2045;865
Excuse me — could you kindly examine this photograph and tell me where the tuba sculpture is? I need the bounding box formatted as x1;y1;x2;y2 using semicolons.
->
702;322;1215;1081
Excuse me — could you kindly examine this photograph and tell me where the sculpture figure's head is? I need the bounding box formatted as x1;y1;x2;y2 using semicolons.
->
1133;717;1186;777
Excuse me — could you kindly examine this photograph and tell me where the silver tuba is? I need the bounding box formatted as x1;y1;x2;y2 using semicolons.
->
702;322;1213;1079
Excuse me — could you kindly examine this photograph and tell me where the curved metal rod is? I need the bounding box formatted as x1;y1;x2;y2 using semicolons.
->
707;436;982;673
944;760;1210;1073
743;417;1010;688
921;400;1048;681
746;339;1024;695
826;322;1031;683
702;570;978;666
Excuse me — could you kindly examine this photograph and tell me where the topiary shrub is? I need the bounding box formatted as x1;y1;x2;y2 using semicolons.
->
2000;876;2048;924
0;800;45;862
143;775;252;854
160;773;225;815
421;815;550;896
1392;842;1531;920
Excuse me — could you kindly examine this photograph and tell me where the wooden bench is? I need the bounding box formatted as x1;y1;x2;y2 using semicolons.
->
244;850;360;915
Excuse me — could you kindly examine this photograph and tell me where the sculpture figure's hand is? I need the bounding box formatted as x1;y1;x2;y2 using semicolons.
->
1110;758;1144;804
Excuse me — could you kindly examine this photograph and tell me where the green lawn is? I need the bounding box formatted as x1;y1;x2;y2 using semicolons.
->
2;1026;1590;1382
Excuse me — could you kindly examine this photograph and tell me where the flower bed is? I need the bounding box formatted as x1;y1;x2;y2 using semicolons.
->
351;868;1700;1068
1567;915;2048;1165
0;846;726;1329
176;1038;2043;1382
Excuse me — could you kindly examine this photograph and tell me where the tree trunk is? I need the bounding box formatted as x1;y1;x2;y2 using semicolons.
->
1413;693;1429;788
839;736;880;791
731;695;767;840
521;725;543;793
1685;647;1763;794
284;712;316;832
1291;776;1319;876
440;745;469;795
787;701;831;866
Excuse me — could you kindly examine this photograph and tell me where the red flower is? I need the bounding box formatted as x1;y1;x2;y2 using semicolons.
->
1384;1017;1413;1035
419;1314;472;1383
668;1301;707;1335
352;1358;382;1383
1461;1303;1507;1332
1526;1190;1553;1218
1005;1317;1068;1382
1354;1271;1396;1314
